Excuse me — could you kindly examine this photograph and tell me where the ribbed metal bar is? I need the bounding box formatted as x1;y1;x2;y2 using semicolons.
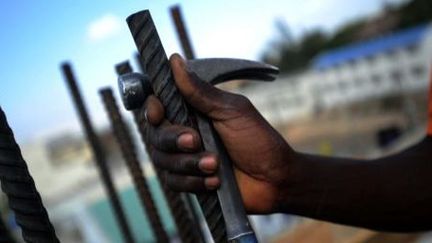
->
61;63;135;243
99;87;169;242
133;110;202;243
169;6;211;242
0;107;59;243
115;61;134;76
126;10;227;243
170;5;195;60
115;61;202;243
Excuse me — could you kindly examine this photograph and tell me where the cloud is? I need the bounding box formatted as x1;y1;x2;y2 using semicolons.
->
86;14;122;42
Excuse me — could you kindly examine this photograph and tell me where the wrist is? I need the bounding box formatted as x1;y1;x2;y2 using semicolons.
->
273;150;306;213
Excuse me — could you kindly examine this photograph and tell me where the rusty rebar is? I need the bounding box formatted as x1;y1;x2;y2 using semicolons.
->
115;61;203;243
99;87;169;242
61;63;135;243
133;111;203;243
116;61;134;76
169;6;210;241
170;5;196;59
0;107;59;243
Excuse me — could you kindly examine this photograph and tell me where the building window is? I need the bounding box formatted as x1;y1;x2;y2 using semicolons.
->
406;44;419;54
391;70;403;86
347;59;357;68
411;65;425;79
371;74;382;85
387;49;397;58
294;96;303;105
366;55;376;65
338;81;348;91
325;84;332;92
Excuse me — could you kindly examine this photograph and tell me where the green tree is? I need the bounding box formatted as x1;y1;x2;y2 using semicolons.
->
261;0;432;74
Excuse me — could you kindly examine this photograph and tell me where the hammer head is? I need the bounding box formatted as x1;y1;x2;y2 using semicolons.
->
118;58;279;110
118;72;152;110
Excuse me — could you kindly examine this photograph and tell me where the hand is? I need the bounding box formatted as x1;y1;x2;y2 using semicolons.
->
145;54;296;213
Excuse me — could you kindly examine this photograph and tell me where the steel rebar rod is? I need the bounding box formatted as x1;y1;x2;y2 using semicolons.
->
115;61;134;77
127;11;227;243
60;63;135;243
170;5;196;60
0;107;59;243
99;87;169;242
169;6;210;242
133;111;203;243
115;61;202;243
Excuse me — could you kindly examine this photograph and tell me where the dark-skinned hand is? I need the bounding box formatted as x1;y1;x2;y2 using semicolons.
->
145;54;296;214
144;55;432;229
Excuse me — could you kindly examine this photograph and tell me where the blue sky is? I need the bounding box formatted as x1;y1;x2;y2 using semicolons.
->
0;0;405;143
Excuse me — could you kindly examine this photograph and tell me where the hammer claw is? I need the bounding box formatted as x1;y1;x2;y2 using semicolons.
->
186;58;279;85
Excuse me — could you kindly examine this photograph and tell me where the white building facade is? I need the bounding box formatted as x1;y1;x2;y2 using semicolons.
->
310;23;432;111
241;23;432;126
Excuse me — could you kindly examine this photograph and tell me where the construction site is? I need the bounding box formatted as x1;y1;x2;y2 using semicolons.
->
1;0;432;242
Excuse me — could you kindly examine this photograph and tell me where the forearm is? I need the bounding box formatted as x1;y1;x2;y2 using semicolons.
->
277;136;432;232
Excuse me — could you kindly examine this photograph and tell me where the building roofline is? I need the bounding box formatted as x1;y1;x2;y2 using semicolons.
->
312;23;430;70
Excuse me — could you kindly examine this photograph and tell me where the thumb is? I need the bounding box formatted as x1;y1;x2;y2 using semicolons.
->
170;53;231;118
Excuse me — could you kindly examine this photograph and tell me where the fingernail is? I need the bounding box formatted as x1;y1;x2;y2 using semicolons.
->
205;176;220;190
173;54;186;66
176;53;185;62
199;156;217;174
177;133;195;150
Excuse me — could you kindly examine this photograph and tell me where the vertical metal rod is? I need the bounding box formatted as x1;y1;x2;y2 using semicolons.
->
133;111;202;243
127;10;228;243
115;61;202;243
169;5;210;242
60;63;135;243
99;87;169;242
116;61;134;77
0;107;58;243
170;5;196;59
